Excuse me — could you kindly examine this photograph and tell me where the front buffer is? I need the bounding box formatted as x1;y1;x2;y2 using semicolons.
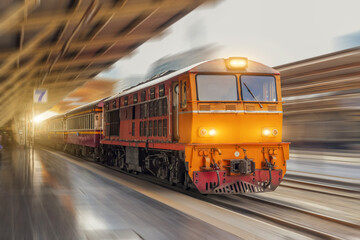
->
186;143;289;194
193;169;283;194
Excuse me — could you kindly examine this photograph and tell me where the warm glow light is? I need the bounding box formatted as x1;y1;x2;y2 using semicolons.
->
33;111;58;124
199;128;217;137
209;129;216;136
262;128;271;136
34;115;44;123
227;57;248;69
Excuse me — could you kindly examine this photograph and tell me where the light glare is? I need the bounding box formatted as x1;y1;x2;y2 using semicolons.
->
209;129;216;136
229;59;247;68
262;128;271;136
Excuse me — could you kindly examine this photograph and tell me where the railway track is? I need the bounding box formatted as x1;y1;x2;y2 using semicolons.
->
280;178;360;200
50;148;360;240
102;163;360;239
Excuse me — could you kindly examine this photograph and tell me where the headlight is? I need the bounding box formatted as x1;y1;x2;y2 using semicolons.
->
209;129;216;136
262;128;279;137
262;128;271;136
226;57;248;70
199;128;217;137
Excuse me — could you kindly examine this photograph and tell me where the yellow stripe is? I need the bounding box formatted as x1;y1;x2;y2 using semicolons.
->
52;131;103;135
66;131;103;134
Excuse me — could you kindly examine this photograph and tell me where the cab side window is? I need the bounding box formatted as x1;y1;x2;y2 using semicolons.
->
181;80;187;108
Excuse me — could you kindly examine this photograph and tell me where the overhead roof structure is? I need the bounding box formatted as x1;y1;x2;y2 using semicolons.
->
0;0;213;127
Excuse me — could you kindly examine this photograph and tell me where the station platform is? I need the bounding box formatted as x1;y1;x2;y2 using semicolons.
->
0;147;238;240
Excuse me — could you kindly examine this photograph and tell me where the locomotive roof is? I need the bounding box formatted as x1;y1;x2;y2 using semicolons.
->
106;58;279;101
65;97;108;117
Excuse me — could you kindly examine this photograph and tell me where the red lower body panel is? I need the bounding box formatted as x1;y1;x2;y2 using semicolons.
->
66;132;101;148
193;169;283;194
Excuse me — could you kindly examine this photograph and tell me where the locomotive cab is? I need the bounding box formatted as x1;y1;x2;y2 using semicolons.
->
176;58;290;194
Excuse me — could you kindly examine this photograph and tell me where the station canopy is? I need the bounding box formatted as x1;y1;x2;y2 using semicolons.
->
0;0;212;127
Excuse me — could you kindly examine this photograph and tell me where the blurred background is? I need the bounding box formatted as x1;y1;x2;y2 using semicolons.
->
78;0;360;151
0;1;359;239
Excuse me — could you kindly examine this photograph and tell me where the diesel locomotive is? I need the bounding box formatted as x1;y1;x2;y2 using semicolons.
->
39;57;290;194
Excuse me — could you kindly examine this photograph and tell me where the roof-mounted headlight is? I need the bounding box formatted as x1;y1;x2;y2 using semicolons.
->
226;57;248;70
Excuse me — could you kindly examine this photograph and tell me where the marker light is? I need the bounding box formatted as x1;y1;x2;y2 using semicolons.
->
226;57;248;70
209;129;216;136
262;128;271;137
272;129;279;136
199;128;207;137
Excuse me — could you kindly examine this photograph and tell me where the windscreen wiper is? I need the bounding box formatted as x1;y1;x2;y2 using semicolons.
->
243;82;263;108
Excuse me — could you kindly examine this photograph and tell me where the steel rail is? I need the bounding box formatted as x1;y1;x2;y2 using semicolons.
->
280;178;360;200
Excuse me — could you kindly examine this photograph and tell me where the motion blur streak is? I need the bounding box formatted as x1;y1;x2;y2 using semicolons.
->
275;47;360;150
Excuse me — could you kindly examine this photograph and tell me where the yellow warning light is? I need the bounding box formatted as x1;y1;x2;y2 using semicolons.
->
226;57;248;70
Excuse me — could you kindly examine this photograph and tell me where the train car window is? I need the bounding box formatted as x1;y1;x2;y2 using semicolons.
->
139;122;142;136
163;98;167;116
132;122;135;136
132;106;136;120
148;121;152;136
150;87;155;99
105;102;109;110
181;81;187;108
144;103;149;118
196;75;238;101
153;120;157;136
144;121;147;137
113;100;116;108
109;110;120;136
154;100;158;117
159;99;163;116
141;90;146;102
140;104;144;119
163;119;167;137
240;75;277;102
158;119;162;137
124;96;128;106
149;101;153;117
159;84;165;97
133;93;138;104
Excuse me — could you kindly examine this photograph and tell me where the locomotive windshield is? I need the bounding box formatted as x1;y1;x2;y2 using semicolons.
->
196;75;238;101
240;75;277;102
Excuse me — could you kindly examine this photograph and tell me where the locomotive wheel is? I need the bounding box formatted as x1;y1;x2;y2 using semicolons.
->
182;173;191;190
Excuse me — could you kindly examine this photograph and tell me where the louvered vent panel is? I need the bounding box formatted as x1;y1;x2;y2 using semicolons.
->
199;105;211;111
225;105;236;111
245;105;255;111
268;105;277;111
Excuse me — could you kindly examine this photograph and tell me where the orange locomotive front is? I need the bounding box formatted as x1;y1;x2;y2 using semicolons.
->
101;57;289;194
176;58;289;194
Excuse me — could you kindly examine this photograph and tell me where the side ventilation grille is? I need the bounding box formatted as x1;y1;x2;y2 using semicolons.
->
199;104;211;111
225;105;236;111
268;105;277;111
245;105;255;111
